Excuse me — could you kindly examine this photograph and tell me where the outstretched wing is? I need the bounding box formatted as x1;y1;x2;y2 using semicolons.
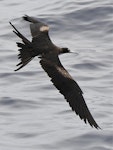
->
10;15;53;71
23;15;53;50
40;54;100;129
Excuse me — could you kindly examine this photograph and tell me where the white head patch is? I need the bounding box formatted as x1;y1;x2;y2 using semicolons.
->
40;25;49;32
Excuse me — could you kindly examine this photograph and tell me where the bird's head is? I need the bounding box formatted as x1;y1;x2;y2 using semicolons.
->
61;47;70;54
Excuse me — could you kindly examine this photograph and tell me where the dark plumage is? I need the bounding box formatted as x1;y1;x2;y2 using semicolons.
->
10;15;100;129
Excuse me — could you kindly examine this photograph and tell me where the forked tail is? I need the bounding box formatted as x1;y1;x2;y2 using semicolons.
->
9;22;34;71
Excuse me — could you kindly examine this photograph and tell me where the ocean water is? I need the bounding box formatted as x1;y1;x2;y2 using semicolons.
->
0;0;113;150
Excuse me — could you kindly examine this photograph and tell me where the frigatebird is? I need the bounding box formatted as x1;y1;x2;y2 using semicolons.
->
10;15;100;129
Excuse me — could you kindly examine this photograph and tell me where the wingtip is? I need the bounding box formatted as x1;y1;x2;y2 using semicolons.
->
91;123;101;130
14;69;18;72
83;116;101;130
96;125;101;130
14;66;20;71
14;66;22;71
23;15;33;23
23;15;29;21
91;122;101;130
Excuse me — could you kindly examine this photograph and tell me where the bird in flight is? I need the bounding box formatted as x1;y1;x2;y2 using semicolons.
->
10;15;100;129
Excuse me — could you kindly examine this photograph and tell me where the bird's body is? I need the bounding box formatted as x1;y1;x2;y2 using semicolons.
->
10;15;100;129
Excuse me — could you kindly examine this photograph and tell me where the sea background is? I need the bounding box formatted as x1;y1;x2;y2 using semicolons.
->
0;0;113;150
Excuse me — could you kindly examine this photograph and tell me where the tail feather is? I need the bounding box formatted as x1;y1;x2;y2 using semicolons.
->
10;22;34;71
9;22;30;45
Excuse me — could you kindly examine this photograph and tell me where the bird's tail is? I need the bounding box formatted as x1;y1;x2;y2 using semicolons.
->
10;22;34;71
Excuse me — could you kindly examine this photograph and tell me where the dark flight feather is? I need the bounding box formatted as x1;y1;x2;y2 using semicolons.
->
40;54;100;129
